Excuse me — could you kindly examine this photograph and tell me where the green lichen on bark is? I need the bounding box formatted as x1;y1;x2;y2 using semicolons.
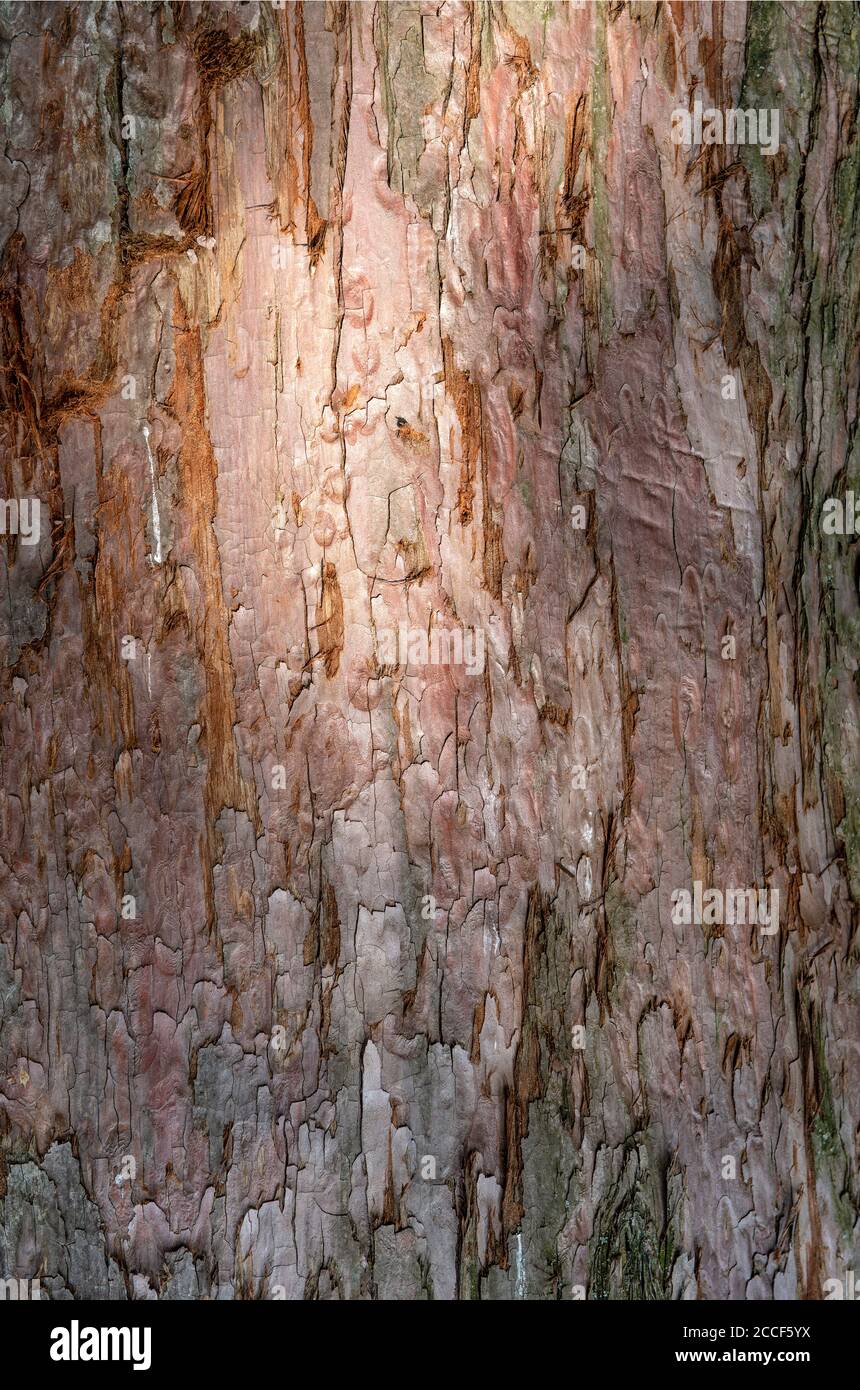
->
588;1146;677;1301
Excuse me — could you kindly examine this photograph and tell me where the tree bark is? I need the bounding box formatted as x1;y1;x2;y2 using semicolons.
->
0;0;858;1301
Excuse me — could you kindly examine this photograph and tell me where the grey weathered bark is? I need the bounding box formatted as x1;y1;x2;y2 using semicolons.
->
0;0;858;1301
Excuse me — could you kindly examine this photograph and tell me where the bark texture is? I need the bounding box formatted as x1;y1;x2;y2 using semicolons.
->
1;0;859;1301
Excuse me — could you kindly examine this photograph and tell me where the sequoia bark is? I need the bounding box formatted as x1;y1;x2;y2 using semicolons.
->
0;0;858;1300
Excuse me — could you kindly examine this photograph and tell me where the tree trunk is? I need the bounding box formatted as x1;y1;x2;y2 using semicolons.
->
1;0;858;1301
